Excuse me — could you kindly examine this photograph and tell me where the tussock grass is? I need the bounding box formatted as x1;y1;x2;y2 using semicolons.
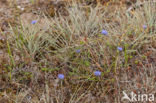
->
0;0;155;102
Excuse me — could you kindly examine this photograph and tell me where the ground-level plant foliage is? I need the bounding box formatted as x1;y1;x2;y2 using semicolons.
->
0;0;156;103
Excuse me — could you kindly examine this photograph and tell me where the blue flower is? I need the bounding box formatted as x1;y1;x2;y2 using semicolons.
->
94;71;101;76
31;20;37;24
76;49;80;53
101;29;108;35
117;47;123;51
143;25;147;29
58;74;64;79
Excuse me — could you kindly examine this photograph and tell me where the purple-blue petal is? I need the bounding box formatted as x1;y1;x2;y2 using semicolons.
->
117;47;123;51
58;74;64;79
101;30;108;35
76;49;81;53
31;20;37;24
94;71;101;76
143;25;147;29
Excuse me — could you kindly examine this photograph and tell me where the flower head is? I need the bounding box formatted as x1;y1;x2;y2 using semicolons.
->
94;70;101;76
76;49;81;53
101;29;108;35
58;74;64;79
31;20;37;24
143;25;147;29
117;47;123;51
